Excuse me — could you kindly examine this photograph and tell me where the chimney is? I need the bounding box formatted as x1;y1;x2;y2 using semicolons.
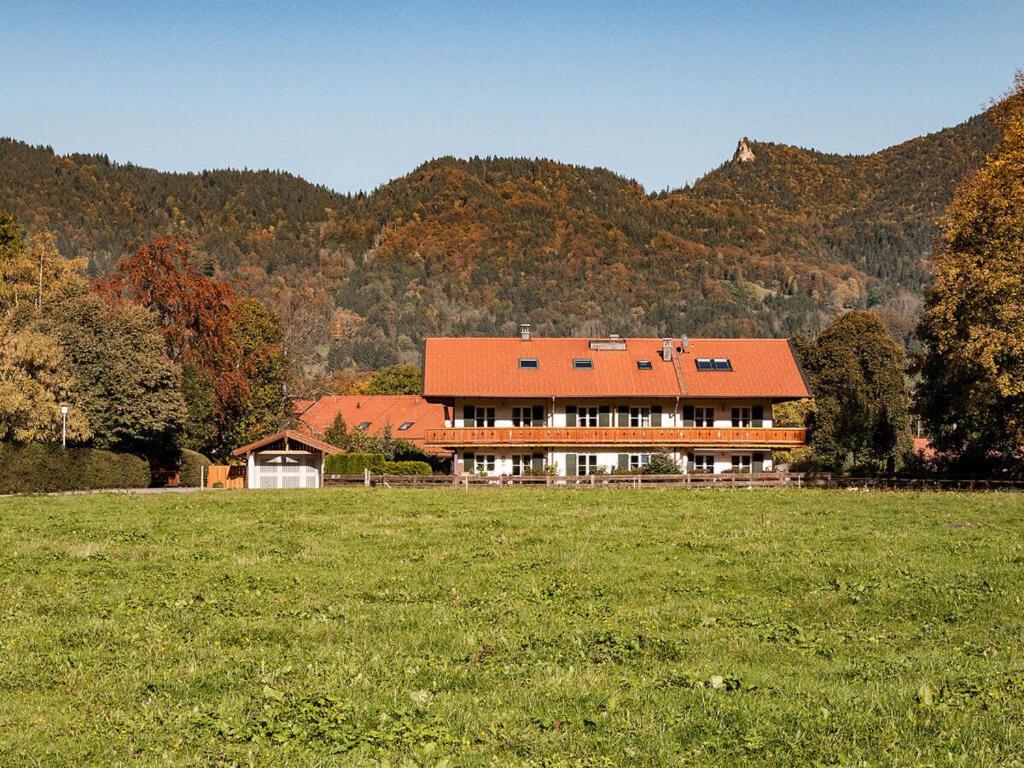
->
519;323;532;341
661;338;673;362
681;335;689;351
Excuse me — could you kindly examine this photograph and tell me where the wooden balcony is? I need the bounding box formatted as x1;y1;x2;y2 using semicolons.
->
425;426;807;448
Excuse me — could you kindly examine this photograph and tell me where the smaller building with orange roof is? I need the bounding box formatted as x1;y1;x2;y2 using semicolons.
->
298;394;447;456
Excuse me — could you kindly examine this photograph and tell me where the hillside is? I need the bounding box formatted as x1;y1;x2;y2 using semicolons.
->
0;110;999;376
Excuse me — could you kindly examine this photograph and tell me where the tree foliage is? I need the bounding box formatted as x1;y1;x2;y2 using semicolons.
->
365;364;422;395
801;311;913;472
100;237;290;457
916;75;1024;476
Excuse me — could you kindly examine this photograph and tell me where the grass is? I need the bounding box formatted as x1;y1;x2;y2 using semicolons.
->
1;488;1022;766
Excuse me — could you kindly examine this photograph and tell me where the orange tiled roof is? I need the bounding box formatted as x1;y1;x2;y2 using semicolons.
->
422;337;810;400
298;395;447;455
291;398;315;417
231;429;343;457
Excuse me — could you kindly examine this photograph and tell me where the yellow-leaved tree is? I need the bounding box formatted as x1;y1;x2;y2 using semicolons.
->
916;73;1024;475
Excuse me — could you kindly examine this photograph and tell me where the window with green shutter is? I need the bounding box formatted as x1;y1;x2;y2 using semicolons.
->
565;453;577;475
565;405;577;427
651;405;662;427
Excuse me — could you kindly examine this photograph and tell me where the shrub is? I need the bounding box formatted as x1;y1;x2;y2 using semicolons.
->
0;442;151;494
643;453;681;475
178;448;212;487
382;460;432;476
324;452;385;475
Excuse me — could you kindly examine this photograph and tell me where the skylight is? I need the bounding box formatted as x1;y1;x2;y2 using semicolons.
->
573;358;594;369
356;421;371;430
637;360;653;370
519;358;539;369
398;421;414;431
696;358;732;371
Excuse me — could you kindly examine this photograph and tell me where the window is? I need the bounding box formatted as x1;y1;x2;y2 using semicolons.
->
692;454;714;473
576;406;598;427
629;406;650;427
694;407;714;427
519;358;539;369
696;358;732;371
511;455;531;476
731;407;751;428
731;454;752;473
511;407;526;427
576;454;599;475
573;358;593;369
474;407;495;427
474;454;496;474
629;453;651;471
356;421;371;431
398;421;414;431
637;360;653;370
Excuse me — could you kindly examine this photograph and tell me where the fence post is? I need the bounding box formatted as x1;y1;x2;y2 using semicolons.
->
364;468;370;487
200;464;205;490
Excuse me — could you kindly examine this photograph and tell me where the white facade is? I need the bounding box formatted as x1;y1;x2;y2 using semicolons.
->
246;452;324;489
448;399;775;429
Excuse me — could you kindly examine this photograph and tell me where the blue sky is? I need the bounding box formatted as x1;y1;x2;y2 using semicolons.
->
1;1;1021;193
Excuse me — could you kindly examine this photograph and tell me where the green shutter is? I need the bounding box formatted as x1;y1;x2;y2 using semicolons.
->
463;452;475;474
752;405;764;428
565;453;577;476
599;405;611;427
682;405;695;427
565;405;577;427
463;405;475;428
618;453;629;472
532;404;545;427
752;452;764;474
651;405;662;427
617;406;629;427
686;453;695;468
531;453;545;473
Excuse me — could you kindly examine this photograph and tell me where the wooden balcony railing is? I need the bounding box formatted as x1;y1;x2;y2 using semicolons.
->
425;426;807;448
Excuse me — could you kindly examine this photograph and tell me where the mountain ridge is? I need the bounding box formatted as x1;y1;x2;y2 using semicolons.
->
0;107;1000;377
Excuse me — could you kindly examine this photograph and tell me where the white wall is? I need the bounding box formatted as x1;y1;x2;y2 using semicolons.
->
448;398;775;428
456;448;774;476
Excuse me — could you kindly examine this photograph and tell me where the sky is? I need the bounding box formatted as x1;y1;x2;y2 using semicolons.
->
1;1;1021;194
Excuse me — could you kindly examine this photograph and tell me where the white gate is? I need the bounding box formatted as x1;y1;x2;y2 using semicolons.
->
254;453;321;489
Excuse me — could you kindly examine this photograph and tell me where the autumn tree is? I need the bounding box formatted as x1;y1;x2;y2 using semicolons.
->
802;311;913;472
101;237;290;457
0;329;91;443
916;75;1024;476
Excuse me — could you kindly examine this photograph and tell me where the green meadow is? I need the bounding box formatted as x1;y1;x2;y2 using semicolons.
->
1;488;1022;766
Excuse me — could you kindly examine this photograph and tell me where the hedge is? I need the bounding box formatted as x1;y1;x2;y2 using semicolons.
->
0;442;151;494
324;452;385;475
382;460;433;476
178;448;212;487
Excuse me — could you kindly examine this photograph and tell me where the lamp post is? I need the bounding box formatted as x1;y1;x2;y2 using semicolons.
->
59;403;69;448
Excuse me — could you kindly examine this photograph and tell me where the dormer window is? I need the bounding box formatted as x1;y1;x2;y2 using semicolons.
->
519;358;539;369
573;358;593;369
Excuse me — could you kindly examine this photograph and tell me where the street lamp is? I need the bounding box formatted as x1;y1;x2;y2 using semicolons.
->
59;403;69;448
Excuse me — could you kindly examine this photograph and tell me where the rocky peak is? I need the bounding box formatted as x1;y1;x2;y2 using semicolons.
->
733;137;756;163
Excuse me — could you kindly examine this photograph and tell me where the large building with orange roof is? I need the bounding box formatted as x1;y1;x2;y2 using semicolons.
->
422;325;811;476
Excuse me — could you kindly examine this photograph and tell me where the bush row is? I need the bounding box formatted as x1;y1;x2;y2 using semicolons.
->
323;453;433;476
0;442;151;494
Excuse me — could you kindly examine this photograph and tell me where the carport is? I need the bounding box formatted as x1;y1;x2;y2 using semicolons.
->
231;430;342;489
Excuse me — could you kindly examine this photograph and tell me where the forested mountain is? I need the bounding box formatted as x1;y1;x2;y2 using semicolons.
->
0;109;999;377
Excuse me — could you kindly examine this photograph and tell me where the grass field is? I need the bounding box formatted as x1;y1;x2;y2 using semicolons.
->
1;488;1022;766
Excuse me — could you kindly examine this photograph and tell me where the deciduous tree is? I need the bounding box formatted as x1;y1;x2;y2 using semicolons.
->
916;75;1024;475
802;311;913;472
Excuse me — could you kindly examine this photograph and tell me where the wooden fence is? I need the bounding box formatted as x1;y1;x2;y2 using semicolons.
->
322;471;1024;491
